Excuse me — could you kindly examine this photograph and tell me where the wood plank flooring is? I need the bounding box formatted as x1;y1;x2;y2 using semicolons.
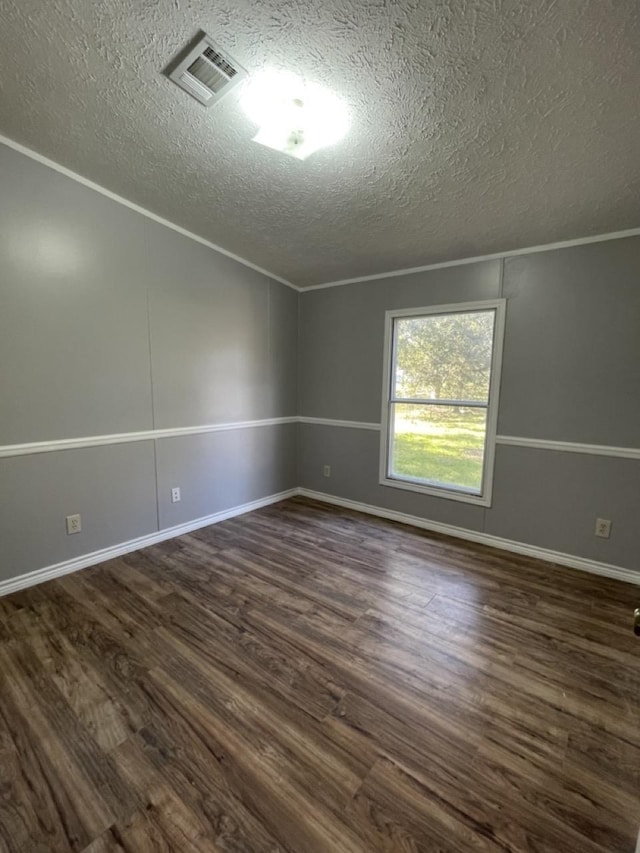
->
0;496;639;852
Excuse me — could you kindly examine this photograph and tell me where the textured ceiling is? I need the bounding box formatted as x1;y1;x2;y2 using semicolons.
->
0;0;639;287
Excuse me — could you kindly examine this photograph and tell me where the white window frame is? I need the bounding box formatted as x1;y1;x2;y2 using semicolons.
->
379;299;506;507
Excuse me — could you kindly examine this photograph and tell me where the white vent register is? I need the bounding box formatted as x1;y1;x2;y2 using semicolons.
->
168;34;247;107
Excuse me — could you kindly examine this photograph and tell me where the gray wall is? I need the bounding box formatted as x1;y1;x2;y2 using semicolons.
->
298;238;640;571
1;138;638;584
0;144;298;583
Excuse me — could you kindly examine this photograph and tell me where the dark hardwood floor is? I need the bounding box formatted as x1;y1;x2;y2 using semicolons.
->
0;497;638;852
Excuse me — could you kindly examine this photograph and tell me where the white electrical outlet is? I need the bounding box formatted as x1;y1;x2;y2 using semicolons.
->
595;518;611;538
323;465;331;478
66;514;82;535
171;487;181;503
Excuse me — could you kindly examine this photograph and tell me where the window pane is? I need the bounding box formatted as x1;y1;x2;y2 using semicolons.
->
389;404;487;493
394;310;495;402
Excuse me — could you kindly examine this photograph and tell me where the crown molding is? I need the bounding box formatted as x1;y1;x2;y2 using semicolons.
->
4;133;638;296
301;227;640;291
0;133;300;291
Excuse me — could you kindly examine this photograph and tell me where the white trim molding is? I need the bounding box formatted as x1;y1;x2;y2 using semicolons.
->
1;485;638;598
298;416;381;431
0;489;298;598
302;227;640;291
0;134;299;292
2;419;639;461
298;489;640;586
3;134;638;297
0;417;298;459
300;421;640;462
496;435;640;460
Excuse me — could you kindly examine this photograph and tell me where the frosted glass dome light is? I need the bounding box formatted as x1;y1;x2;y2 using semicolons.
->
241;70;349;160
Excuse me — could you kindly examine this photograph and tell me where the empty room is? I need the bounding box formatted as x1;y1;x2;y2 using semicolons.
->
0;1;639;850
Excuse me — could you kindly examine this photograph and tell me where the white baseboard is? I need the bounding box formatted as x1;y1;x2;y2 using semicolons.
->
0;488;298;598
298;488;640;586
2;484;637;598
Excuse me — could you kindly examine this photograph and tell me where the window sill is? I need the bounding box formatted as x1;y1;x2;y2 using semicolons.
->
379;475;492;507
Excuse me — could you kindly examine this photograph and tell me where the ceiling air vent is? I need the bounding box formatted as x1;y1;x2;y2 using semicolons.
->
167;33;247;107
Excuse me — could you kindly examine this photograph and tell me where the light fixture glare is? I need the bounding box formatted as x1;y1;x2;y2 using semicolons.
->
241;70;348;160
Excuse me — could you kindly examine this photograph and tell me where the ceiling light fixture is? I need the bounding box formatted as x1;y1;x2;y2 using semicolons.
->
241;70;349;160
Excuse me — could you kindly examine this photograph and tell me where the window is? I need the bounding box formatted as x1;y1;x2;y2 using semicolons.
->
380;300;506;506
